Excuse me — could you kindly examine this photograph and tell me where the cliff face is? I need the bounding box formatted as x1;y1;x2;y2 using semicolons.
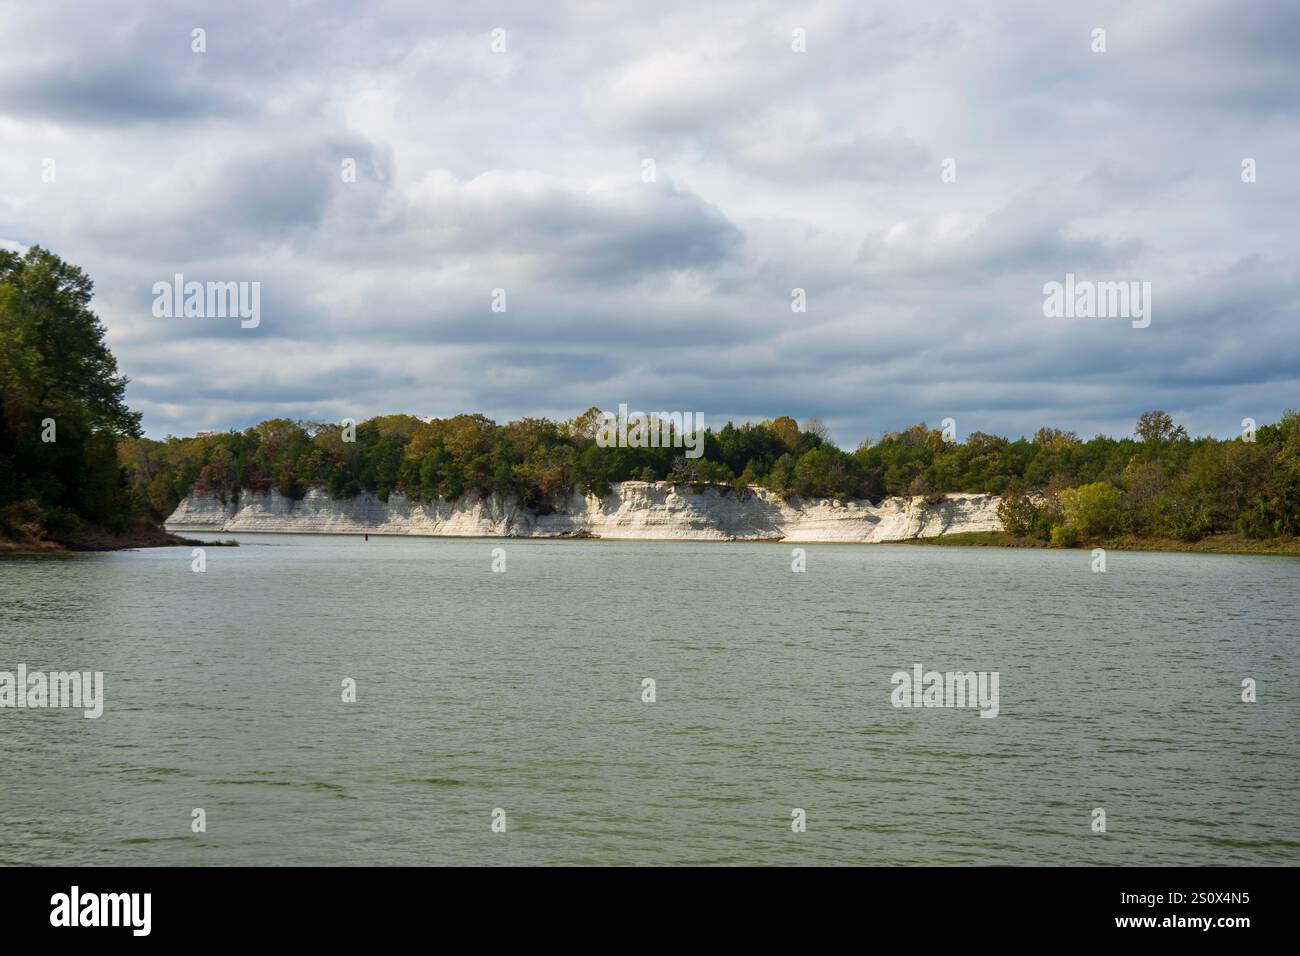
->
165;482;1003;542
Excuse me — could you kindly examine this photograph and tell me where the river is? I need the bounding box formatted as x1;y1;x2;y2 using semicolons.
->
1;535;1296;865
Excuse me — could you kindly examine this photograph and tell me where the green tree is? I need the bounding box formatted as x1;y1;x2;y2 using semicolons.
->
1135;410;1187;444
1;247;143;541
997;491;1038;537
1057;482;1122;540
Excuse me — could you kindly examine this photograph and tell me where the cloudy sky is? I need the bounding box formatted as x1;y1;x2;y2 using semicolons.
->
1;0;1296;444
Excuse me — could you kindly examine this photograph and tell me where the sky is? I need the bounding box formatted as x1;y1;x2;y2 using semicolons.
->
1;0;1297;445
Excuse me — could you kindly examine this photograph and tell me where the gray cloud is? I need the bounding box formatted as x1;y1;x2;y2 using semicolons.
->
0;0;1297;445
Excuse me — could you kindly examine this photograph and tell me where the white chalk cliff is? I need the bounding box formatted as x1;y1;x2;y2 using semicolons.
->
166;482;1003;542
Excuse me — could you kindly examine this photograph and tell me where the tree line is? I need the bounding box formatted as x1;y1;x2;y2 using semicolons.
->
118;407;1300;544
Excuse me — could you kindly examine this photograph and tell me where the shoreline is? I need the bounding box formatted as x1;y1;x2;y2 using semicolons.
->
0;526;226;557
895;530;1300;557
164;525;1300;556
8;526;1294;558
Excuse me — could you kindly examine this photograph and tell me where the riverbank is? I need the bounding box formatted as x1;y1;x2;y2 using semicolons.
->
165;482;1005;542
0;524;220;557
162;484;1300;552
900;530;1300;556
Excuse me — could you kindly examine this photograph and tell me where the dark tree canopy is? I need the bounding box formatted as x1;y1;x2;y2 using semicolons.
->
1;246;142;540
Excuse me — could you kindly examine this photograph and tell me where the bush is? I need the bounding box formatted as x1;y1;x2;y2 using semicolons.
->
1058;481;1122;538
0;499;48;541
997;493;1038;536
1152;491;1212;541
1050;523;1080;547
1237;502;1277;539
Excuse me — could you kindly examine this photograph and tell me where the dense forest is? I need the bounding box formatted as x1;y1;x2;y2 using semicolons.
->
4;246;1299;550
119;407;1300;546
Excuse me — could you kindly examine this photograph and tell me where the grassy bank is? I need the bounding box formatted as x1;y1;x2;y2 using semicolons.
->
904;531;1300;556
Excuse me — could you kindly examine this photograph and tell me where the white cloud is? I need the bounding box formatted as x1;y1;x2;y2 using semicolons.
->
0;0;1297;444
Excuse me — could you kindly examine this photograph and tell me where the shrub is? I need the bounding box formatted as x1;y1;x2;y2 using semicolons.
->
1058;481;1122;538
997;493;1038;536
1050;523;1080;547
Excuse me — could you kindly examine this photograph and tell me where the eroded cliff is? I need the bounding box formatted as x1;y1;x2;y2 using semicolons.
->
165;482;1003;542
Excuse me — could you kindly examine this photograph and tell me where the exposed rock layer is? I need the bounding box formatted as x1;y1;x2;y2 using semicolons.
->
166;483;1003;542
